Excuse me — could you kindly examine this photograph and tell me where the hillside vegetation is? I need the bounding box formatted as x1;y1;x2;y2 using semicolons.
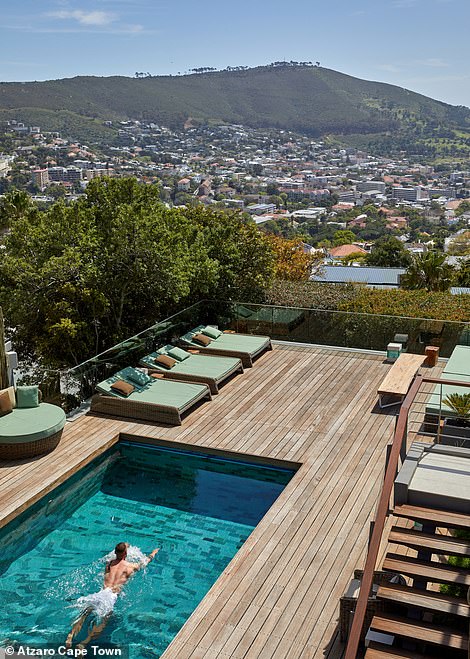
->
1;65;469;140
0;108;116;144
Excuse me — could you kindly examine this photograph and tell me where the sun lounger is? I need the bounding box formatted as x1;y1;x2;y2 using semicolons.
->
180;325;272;368
425;345;470;425
90;366;211;425
139;345;243;394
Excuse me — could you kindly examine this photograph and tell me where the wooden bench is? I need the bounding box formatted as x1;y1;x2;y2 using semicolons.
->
377;353;425;409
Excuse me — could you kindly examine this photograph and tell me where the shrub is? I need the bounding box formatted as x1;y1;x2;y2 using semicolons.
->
265;280;470;322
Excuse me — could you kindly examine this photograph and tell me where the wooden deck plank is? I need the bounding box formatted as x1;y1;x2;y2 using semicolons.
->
370;613;468;650
0;344;444;658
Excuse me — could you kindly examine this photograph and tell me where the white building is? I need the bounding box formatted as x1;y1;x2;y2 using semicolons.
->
392;187;424;202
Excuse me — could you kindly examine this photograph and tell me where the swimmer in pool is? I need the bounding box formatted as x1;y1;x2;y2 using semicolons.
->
66;542;159;648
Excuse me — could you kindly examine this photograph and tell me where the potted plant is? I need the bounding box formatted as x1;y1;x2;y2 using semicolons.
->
440;393;470;448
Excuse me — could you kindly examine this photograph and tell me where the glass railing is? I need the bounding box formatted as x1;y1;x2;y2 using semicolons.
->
228;303;470;357
27;300;468;413
58;300;234;410
410;377;470;450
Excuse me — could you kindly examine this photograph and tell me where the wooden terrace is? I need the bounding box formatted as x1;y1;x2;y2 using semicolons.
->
0;344;443;658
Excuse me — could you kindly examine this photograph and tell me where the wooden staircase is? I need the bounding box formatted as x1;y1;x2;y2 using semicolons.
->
364;504;470;658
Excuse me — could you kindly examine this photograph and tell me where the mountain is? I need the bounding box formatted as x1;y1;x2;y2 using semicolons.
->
1;64;469;144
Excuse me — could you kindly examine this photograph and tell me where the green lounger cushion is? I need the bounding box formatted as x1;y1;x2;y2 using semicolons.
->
426;381;470;416
236;306;254;319
167;346;190;362
202;326;223;339
96;368;207;410
127;369;152;387
141;346;240;380
182;326;270;356
444;345;470;378
0;403;66;444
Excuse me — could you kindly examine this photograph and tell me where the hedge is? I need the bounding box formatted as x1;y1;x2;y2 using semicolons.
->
266;280;470;322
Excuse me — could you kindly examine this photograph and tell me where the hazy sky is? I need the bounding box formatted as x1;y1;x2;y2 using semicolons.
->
1;0;469;107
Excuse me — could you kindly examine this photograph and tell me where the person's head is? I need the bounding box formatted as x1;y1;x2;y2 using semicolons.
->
115;542;128;559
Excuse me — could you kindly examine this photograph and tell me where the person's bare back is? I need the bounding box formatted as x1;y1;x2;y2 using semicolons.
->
104;543;159;592
104;558;140;592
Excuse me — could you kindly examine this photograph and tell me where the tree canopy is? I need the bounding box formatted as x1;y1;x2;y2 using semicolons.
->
365;236;412;268
266;236;321;281
0;179;275;367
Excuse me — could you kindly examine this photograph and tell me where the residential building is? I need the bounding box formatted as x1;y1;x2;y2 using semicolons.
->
356;180;386;193
328;244;368;260
177;178;191;191
246;203;276;215
0;158;10;178
392;186;423;202
31;169;49;190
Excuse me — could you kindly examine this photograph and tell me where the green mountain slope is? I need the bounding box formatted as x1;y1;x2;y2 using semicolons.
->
1;65;469;139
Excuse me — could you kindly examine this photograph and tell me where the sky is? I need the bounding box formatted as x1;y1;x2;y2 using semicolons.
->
1;0;470;107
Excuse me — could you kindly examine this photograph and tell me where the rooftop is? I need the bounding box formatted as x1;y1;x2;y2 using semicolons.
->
312;265;406;286
0;343;444;658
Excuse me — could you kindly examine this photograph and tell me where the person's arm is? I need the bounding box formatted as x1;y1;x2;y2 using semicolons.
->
136;548;160;570
148;548;160;562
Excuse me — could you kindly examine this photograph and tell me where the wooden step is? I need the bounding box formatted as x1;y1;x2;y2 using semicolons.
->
393;504;470;530
370;613;468;650
389;526;470;557
377;582;470;617
383;553;470;587
365;641;428;659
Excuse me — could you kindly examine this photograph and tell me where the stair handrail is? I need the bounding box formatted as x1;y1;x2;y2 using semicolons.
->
345;372;470;658
344;374;424;658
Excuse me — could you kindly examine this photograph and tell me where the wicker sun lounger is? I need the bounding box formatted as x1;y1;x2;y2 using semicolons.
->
90;366;211;425
180;325;272;368
139;345;243;394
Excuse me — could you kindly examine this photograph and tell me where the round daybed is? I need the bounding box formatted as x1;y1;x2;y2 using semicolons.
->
0;403;66;460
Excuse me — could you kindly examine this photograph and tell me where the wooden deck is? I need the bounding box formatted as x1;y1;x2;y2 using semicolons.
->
0;344;443;658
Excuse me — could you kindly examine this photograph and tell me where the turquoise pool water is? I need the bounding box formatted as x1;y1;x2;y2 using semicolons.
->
0;443;294;657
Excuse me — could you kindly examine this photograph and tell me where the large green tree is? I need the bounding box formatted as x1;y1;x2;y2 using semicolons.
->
365;236;412;268
0;178;275;367
401;251;456;292
333;229;356;247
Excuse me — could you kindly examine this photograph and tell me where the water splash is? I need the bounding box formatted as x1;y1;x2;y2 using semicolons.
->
45;558;104;602
74;588;118;619
103;545;150;566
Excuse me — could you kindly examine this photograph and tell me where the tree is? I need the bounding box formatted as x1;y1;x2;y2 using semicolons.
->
401;252;456;292
333;230;356;247
366;237;412;268
455;200;470;217
342;251;367;266
455;259;470;287
266;236;321;281
46;184;68;200
0;179;276;366
0;188;36;229
447;231;470;256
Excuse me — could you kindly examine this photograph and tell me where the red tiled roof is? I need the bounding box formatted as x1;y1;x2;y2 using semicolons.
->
330;244;367;258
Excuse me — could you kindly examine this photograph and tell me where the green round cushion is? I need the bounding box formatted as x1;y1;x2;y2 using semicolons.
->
0;403;66;444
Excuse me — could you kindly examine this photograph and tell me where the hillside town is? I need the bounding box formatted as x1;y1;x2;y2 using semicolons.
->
1;118;470;278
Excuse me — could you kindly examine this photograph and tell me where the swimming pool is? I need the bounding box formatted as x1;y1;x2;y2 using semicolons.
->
0;442;295;657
